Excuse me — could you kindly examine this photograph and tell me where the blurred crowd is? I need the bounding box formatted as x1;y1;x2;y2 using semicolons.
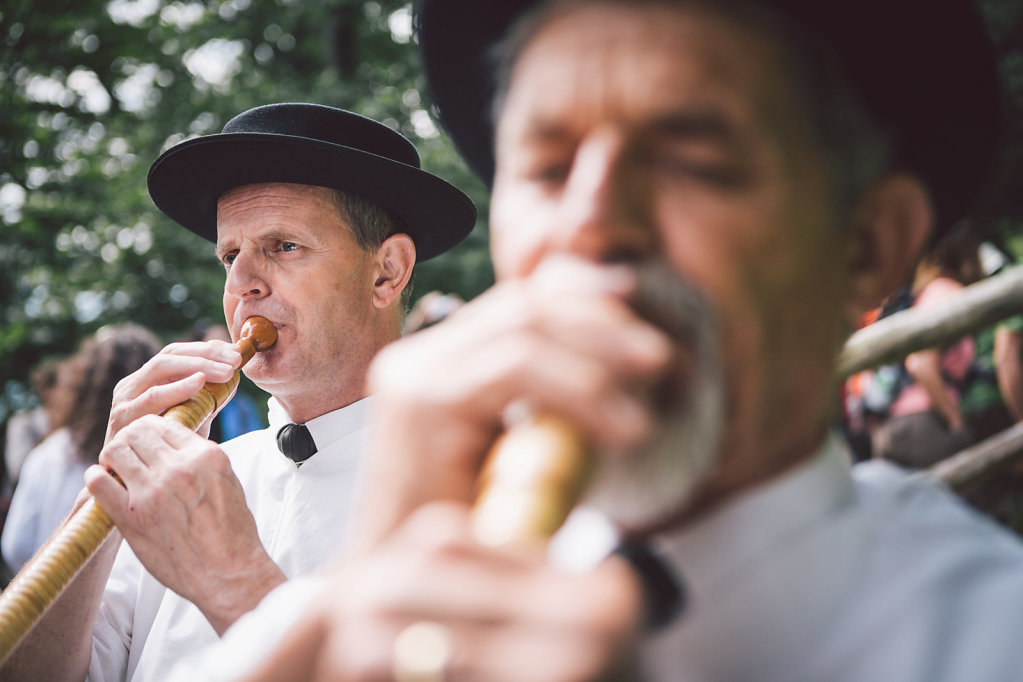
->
841;226;1023;468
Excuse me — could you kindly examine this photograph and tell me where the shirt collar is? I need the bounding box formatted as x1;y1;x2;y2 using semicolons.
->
266;396;375;454
654;432;856;609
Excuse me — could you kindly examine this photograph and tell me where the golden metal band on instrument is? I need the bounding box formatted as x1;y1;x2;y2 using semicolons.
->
0;316;277;663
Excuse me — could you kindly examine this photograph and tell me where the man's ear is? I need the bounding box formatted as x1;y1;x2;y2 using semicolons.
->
371;233;416;309
843;172;933;323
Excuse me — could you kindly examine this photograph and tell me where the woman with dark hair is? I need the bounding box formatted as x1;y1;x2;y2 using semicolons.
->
1;324;161;571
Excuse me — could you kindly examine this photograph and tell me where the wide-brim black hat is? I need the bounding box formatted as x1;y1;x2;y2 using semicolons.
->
148;103;476;261
415;0;1002;234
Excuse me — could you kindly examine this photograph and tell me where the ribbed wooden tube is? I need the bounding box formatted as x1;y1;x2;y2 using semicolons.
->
0;316;276;663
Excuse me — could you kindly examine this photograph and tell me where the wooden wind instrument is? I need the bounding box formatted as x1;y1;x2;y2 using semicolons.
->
471;413;593;549
0;316;277;663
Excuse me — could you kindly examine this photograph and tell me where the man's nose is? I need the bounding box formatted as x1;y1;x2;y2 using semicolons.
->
224;250;269;299
553;129;654;262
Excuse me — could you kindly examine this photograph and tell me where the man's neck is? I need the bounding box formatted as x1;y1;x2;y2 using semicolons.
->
623;425;832;539
274;388;368;425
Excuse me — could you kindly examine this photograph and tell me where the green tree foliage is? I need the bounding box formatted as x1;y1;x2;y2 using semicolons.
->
0;0;490;420
981;0;1023;253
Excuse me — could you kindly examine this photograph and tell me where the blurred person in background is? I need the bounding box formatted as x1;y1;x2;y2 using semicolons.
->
403;291;464;334
872;225;983;467
960;240;1023;441
3;357;62;495
1;324;161;572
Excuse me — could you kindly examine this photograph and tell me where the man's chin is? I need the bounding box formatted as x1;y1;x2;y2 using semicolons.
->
584;402;723;534
241;354;285;389
582;304;726;534
582;261;727;534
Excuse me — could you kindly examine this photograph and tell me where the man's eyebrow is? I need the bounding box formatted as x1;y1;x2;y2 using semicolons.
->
214;230;305;257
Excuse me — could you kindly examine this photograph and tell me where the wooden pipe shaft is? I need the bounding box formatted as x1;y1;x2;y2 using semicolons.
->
471;414;593;549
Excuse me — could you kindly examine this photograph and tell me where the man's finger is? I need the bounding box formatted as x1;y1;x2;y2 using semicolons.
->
159;340;242;367
119;415;202;468
85;464;129;516
119;354;238;401
99;431;151;482
132;372;209;418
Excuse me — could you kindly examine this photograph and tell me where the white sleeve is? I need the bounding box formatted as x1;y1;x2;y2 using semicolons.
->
86;541;142;682
166;576;326;682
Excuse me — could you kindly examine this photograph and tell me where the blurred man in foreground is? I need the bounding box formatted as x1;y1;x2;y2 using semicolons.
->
174;1;1023;681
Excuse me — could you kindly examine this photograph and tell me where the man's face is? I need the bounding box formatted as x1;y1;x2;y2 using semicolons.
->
217;183;382;408
491;2;857;494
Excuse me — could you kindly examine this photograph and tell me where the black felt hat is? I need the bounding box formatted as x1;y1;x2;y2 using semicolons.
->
148;103;476;261
415;0;1002;234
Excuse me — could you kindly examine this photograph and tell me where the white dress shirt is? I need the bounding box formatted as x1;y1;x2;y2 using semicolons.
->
87;397;373;682
644;434;1023;681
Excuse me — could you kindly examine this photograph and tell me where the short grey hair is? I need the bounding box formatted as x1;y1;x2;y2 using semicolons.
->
490;0;891;219
327;188;414;310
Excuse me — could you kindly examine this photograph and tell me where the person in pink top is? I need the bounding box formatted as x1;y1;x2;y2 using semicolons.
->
873;227;984;467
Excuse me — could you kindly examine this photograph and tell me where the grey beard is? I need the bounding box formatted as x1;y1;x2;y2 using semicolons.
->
582;264;726;531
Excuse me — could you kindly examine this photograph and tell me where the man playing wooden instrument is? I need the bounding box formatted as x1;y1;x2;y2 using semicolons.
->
174;0;1023;680
1;103;475;681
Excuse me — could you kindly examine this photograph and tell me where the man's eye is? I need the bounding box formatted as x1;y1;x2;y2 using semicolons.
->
537;165;570;182
653;154;748;188
222;253;237;266
280;242;299;252
525;162;571;187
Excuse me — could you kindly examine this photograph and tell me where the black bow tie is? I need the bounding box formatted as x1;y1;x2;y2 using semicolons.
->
276;423;317;464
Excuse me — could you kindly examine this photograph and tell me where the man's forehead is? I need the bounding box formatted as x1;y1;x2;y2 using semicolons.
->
497;2;786;142
217;182;335;209
215;183;342;246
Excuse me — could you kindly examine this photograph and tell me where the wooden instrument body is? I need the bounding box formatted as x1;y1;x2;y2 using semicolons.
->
471;414;592;549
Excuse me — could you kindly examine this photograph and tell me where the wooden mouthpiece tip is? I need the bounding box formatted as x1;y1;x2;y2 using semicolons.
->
239;316;278;351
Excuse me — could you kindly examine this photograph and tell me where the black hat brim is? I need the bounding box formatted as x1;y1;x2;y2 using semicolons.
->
148;132;477;261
